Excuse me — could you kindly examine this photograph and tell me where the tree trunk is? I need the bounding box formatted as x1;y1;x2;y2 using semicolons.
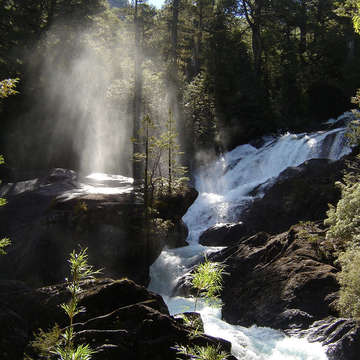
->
171;0;180;68
133;0;143;182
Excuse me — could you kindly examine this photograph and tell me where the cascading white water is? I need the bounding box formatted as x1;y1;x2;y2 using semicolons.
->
183;127;350;242
149;126;352;360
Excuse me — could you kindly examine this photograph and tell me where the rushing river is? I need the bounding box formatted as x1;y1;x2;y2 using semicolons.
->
149;125;351;360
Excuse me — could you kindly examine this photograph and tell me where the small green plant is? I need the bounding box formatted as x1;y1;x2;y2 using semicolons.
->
30;248;101;360
191;257;227;311
176;344;229;360
181;314;203;339
0;238;11;255
0;78;19;98
73;201;88;215
296;221;326;255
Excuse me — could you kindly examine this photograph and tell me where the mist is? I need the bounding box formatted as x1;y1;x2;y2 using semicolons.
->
6;8;181;178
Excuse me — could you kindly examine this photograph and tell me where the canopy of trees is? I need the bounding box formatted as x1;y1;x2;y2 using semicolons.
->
1;0;360;170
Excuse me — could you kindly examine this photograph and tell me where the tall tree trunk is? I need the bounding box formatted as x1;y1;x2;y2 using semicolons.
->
171;0;180;68
299;0;307;66
252;22;262;75
133;0;143;182
168;109;173;195
194;0;204;75
45;0;56;29
241;0;264;78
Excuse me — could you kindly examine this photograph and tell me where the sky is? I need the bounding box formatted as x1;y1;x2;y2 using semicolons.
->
148;0;165;8
108;0;166;9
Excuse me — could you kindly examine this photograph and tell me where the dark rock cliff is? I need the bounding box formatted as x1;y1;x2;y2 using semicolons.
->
0;278;233;360
0;168;197;287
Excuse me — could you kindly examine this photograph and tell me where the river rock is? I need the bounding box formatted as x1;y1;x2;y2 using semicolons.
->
153;187;198;249
195;157;348;248
194;224;339;331
287;316;360;360
198;157;346;248
240;158;346;236
0;278;233;360
199;222;247;246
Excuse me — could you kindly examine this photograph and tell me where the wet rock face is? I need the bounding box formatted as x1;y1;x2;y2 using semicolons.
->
196;157;347;248
199;223;247;247
240;158;346;236
0;279;232;360
289;317;360;360
0;169;149;286
197;225;340;331
176;224;360;358
0;169;196;287
152;187;198;250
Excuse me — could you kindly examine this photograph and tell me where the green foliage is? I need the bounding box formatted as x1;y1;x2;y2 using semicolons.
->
30;325;62;359
180;314;203;339
343;88;360;146
30;248;100;360
184;72;217;149
345;120;360;146
191;257;227;311
336;0;360;33
324;134;360;319
324;179;360;248
335;245;360;318
297;221;322;244
53;343;94;360
0;238;11;256
0;78;19;98
133;112;188;202
175;344;229;360
296;221;332;260
0;134;13;255
1;78;15;252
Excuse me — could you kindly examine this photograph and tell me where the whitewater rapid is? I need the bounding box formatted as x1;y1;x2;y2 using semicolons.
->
149;125;352;360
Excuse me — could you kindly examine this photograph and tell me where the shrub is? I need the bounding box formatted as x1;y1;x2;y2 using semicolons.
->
30;248;101;360
324;180;360;249
336;246;360;319
190;257;227;311
176;344;229;360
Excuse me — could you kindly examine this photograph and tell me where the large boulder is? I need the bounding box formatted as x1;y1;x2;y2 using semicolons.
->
0;169;197;287
218;224;339;330
177;223;339;331
240;158;346;236
153;187;198;249
0;278;233;360
175;225;360;358
197;157;347;247
0;169;150;286
199;223;247;247
196;157;348;248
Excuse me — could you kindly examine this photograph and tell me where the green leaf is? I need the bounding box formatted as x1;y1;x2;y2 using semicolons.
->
0;238;11;255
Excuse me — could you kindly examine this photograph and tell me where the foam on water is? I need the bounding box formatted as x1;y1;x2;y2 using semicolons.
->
149;126;352;359
183;128;350;242
161;296;327;360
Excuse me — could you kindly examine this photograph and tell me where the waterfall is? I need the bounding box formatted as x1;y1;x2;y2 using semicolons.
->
184;127;350;243
149;126;351;360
